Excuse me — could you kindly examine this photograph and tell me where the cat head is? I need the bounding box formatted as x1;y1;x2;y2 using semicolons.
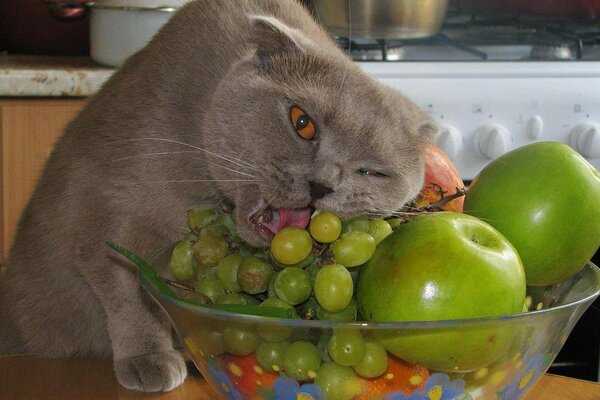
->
202;15;436;246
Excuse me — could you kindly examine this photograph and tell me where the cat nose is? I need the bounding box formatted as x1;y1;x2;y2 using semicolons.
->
309;181;334;201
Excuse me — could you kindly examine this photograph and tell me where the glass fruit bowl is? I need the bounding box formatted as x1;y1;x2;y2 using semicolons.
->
140;245;600;400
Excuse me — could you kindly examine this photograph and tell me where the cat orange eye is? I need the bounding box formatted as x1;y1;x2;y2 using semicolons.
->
290;106;316;140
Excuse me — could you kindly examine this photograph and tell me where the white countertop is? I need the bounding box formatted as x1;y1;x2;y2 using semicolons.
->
0;55;114;97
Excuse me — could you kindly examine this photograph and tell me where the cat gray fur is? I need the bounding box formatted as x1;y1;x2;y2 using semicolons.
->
0;0;435;392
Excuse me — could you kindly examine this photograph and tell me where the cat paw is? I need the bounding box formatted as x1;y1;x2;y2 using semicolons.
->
114;350;187;392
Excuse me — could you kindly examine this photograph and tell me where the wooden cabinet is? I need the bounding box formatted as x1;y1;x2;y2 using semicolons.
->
0;99;85;263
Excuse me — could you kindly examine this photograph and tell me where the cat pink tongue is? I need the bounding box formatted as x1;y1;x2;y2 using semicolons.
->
262;208;311;234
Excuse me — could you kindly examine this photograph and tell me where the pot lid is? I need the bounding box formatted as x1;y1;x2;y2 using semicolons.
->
92;0;192;10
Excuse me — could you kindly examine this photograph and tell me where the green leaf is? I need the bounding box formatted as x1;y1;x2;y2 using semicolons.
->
106;241;176;297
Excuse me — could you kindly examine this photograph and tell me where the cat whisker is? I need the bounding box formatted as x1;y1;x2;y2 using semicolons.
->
111;150;200;162
120;137;260;171
139;179;260;184
111;151;259;178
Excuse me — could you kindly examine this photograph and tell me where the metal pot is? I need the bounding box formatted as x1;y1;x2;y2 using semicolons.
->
307;0;449;39
89;0;191;67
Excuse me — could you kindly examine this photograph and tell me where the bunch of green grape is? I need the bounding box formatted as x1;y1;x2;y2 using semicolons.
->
168;206;403;322
168;206;406;393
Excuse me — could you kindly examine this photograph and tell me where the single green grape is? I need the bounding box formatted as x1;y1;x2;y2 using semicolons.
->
216;254;243;293
187;208;217;233
316;299;357;322
327;329;366;367
274;267;312;305
183;291;211;305
341;217;370;233
257;298;295;342
331;231;376;267
169;238;196;280
270;227;313;265
237;256;274;294
309;211;342;243
314;264;353;313
368;219;393;244
200;223;231;240
314;363;363;400
283;341;321;381
353;341;389;378
193;232;229;267
260;297;295;311
222;326;260;356
217;292;247;305
270;252;316;270
386;217;405;229
256;341;290;373
187;330;224;357
195;276;225;304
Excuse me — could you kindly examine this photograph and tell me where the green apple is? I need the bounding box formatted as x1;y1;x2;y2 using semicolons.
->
356;212;526;372
464;142;600;286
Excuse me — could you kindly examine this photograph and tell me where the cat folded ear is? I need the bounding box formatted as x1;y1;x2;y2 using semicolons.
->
249;15;312;64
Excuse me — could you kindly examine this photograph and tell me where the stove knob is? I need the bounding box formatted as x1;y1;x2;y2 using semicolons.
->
474;124;512;160
570;123;600;159
526;115;544;139
435;125;462;160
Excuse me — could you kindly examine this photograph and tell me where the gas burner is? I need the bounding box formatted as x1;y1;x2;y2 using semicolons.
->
334;38;405;61
333;14;600;62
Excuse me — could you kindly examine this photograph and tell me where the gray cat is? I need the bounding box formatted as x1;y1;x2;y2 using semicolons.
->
0;0;435;392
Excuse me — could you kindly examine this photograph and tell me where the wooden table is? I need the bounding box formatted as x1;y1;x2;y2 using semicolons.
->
1;355;599;399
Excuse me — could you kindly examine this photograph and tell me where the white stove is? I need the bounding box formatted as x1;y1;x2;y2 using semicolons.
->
335;14;600;181
361;61;600;180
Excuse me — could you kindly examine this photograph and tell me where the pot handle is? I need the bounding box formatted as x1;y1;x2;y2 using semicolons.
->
44;1;94;21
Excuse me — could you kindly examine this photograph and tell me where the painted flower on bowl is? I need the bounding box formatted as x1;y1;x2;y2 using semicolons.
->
498;353;551;400
385;373;471;400
205;362;243;400
270;377;326;400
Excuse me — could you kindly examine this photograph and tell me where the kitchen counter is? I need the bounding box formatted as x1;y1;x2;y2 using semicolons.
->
0;55;113;97
0;355;599;400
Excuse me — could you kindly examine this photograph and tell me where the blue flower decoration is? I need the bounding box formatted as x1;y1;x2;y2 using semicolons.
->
499;353;548;400
424;373;466;399
386;391;427;400
273;377;326;400
204;364;243;400
385;373;468;400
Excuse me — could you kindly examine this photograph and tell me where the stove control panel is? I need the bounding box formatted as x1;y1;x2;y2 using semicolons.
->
570;123;600;159
362;62;600;180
